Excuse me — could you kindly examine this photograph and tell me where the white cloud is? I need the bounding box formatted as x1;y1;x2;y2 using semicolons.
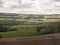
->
0;0;60;14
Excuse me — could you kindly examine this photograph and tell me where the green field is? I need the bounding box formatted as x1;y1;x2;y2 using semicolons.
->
0;25;40;38
0;21;60;38
0;13;60;38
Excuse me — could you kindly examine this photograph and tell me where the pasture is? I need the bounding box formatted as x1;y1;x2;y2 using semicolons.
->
0;14;60;38
0;25;40;38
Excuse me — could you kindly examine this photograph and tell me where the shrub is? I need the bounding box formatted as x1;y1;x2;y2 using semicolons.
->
36;21;60;35
0;35;2;38
0;26;17;32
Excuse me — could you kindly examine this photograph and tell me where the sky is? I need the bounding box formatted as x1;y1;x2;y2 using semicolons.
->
0;0;60;14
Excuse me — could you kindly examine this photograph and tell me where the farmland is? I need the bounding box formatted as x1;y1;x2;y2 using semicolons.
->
0;25;41;38
0;13;60;38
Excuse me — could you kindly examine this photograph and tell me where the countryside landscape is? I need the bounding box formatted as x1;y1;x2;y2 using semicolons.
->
0;13;60;45
0;13;60;38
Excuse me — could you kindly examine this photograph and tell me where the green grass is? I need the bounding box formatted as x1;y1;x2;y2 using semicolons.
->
0;25;39;38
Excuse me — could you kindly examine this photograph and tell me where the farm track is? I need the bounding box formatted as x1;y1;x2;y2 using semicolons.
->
0;33;60;45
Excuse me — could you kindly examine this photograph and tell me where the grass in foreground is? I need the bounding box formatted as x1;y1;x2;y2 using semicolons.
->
0;21;60;38
0;25;39;38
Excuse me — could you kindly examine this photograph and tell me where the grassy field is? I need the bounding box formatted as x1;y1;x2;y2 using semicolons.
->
0;20;60;38
0;25;40;38
0;14;60;38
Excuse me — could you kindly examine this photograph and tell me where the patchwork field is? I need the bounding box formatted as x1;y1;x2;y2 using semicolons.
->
0;13;60;38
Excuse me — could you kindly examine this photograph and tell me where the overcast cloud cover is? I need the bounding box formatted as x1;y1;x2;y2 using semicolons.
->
0;0;60;14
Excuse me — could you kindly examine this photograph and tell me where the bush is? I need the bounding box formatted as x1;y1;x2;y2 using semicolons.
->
36;21;60;35
0;26;8;32
0;26;17;32
0;35;2;38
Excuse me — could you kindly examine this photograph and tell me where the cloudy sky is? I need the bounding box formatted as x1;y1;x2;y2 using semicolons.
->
0;0;60;14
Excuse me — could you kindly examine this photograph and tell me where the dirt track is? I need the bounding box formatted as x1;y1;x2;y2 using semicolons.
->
0;33;60;45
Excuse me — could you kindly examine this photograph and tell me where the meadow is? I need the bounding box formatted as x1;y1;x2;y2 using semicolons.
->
0;14;60;38
0;25;41;38
0;21;60;38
